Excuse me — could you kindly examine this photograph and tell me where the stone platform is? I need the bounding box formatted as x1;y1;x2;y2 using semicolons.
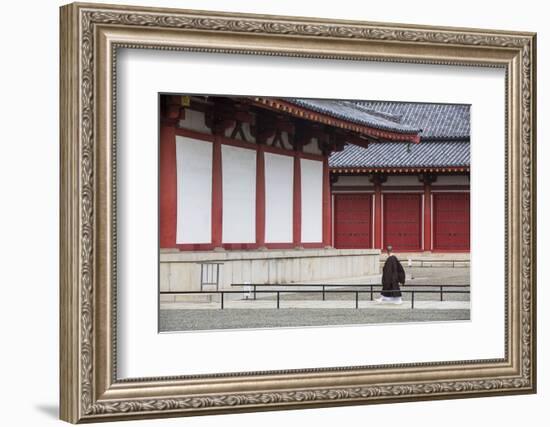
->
160;248;380;297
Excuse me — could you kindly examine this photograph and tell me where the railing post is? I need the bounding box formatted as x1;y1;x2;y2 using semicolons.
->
370;285;373;301
322;285;325;301
254;285;257;300
200;264;204;292
277;291;280;309
221;292;224;310
411;291;415;309
440;285;443;301
355;291;359;309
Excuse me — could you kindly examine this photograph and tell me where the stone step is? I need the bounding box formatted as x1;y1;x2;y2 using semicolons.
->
380;259;469;268
160;294;213;303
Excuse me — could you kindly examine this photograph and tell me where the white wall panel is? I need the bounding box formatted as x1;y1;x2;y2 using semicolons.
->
433;175;470;186
177;109;210;134
385;175;422;186
300;158;323;243
332;175;372;187
175;136;212;244
265;153;294;243
302;138;323;155
222;145;256;243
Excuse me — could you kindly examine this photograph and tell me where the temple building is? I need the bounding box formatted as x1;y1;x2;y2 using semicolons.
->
330;101;470;252
159;95;469;292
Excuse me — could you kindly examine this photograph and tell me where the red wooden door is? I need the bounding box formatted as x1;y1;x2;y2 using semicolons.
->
383;194;422;251
334;194;372;249
433;192;470;251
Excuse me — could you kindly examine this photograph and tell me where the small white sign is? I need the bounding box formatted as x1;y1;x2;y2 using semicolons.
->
243;281;252;300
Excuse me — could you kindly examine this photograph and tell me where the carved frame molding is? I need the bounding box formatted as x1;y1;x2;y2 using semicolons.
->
60;2;536;423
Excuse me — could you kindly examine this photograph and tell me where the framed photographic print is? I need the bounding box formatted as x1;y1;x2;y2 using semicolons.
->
59;2;536;423
158;94;471;332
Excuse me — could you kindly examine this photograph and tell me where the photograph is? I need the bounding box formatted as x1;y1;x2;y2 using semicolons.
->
159;94;471;332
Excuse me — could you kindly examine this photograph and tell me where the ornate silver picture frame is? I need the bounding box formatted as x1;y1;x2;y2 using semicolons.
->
60;2;536;423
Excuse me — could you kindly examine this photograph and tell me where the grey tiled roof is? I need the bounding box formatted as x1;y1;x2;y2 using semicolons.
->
355;101;470;140
286;98;470;169
329;140;470;169
288;98;421;134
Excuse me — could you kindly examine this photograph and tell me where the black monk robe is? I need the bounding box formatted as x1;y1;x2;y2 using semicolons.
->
381;255;403;297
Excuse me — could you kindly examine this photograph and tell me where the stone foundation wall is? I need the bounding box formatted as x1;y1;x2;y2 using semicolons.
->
160;248;380;295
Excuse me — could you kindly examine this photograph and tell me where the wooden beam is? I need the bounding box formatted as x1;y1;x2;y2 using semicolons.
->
293;154;302;246
256;145;266;247
212;136;223;247
322;157;332;247
159;123;177;248
423;182;432;252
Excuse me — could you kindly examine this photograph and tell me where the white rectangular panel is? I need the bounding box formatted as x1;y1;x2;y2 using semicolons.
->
265;153;294;243
222;145;256;243
300;158;323;243
175;136;212;244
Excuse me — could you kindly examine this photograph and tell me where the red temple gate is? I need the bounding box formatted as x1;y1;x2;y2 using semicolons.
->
433;192;470;251
383;194;422;251
333;194;372;249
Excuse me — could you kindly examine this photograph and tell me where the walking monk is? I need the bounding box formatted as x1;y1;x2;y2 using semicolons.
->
376;245;405;304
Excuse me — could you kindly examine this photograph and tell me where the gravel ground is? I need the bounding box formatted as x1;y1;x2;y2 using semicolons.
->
406;266;470;286
159;307;470;332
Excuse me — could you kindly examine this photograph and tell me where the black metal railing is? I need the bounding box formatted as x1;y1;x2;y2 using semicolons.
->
160;284;470;310
231;283;469;303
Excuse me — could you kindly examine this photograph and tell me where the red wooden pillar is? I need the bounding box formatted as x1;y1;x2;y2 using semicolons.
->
159;122;177;248
256;145;266;247
370;174;386;250
293;154;302;247
322;158;332;247
419;173;437;252
423;182;433;252
373;183;383;249
212;136;223;248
